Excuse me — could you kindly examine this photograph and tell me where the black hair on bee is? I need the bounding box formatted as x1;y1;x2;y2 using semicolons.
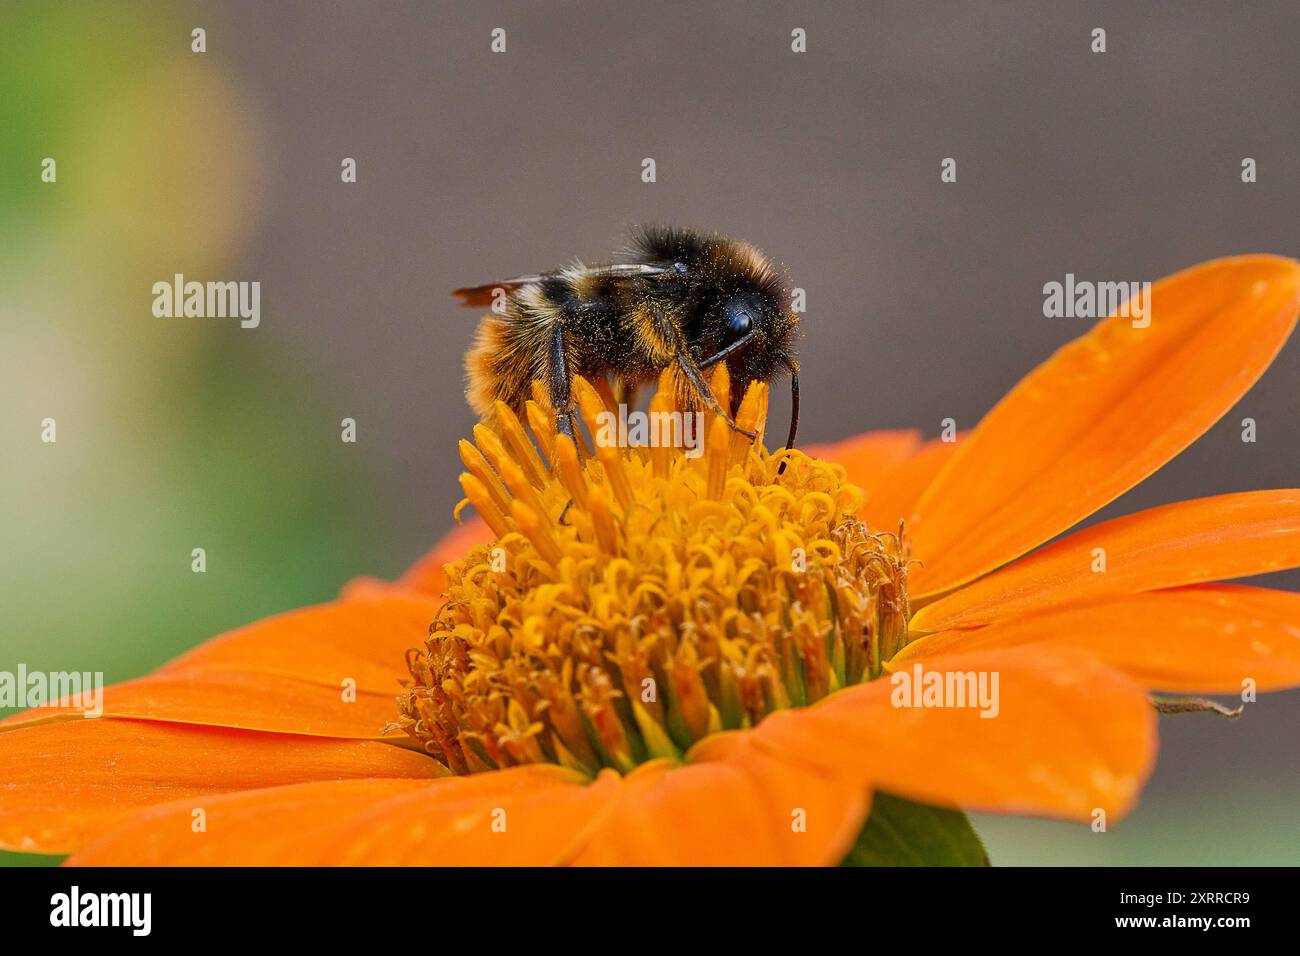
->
455;225;801;452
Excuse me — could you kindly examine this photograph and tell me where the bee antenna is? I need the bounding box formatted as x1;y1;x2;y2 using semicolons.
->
777;363;800;475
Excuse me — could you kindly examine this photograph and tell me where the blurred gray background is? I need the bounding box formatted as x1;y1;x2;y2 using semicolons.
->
5;0;1297;864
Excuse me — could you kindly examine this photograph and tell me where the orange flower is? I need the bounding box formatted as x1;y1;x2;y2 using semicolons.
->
3;255;1299;866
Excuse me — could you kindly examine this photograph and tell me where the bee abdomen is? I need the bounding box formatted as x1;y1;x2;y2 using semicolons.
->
465;276;590;418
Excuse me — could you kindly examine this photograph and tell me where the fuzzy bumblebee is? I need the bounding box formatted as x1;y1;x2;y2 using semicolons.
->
455;225;801;448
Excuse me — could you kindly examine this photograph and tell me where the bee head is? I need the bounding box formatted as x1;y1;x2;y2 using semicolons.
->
629;225;800;395
712;291;798;388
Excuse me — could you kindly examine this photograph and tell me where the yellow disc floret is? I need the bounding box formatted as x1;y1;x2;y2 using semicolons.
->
394;368;910;776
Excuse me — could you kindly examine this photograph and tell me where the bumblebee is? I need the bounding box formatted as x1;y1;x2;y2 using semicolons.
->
455;225;801;449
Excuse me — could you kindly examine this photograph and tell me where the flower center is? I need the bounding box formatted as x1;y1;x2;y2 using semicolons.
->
393;369;910;776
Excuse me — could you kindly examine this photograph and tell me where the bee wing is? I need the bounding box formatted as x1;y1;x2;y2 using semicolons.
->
451;275;548;306
452;263;668;307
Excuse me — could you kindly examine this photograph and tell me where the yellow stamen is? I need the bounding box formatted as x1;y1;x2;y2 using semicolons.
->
510;499;563;565
705;416;730;500
647;387;675;479
492;400;548;490
496;453;547;520
458;473;511;538
471;423;513;481
731;382;766;468
709;362;731;420
524;400;556;469
572;376;610;435
553;434;590;511
458;440;512;516
585;485;619;554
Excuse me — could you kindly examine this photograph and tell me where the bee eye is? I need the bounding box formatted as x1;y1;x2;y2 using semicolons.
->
728;308;753;336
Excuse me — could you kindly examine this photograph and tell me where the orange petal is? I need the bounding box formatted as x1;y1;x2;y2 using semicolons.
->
897;585;1300;695
159;592;435;693
907;256;1300;599
912;490;1300;632
336;575;401;599
1;670;398;738
860;433;965;533
750;647;1156;821
572;733;869;866
313;765;615;866
68;765;612;866
396;517;496;596
68;779;429;866
0;719;443;855
804;429;921;499
2;593;439;738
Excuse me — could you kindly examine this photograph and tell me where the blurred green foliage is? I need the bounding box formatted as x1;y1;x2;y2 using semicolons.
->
2;1;397;865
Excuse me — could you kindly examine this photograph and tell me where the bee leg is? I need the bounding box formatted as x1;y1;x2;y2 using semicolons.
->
776;363;800;476
646;303;756;441
547;320;578;439
675;344;757;441
556;411;576;440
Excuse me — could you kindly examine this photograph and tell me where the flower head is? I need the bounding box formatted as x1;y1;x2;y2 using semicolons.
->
395;370;909;777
